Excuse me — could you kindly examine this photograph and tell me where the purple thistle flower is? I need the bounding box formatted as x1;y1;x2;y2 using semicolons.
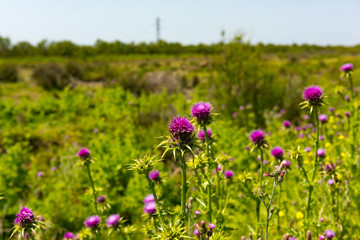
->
289;238;298;240
197;128;212;142
144;202;157;214
232;112;238;117
245;146;250;151
64;232;74;239
106;214;120;227
51;166;57;171
304;115;310;120
327;179;335;185
194;210;201;215
169;117;195;144
329;107;334;112
96;195;106;203
324;163;335;172
318;114;328;123
345;95;350;102
224;170;234;179
24;233;29;239
324;230;335;239
271;146;284;159
303;85;324;105
318;235;325;240
239;105;245;110
149;170;160;181
295;126;301;132
308;123;313;128
193;229;200;236
317;148;326;158
319;135;325;141
345;111;350;117
250;129;266;145
340;63;353;72
37;171;44;178
84;215;100;229
280;109;286;114
302;126;307;131
208;223;216;229
283;120;291;128
305;147;311;152
77;148;91;159
281;160;291;168
14;207;35;228
191;102;212;123
298;133;305;138
143;194;155;203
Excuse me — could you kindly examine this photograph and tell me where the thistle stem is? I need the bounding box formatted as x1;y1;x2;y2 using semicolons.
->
86;164;99;215
203;125;212;222
180;155;188;226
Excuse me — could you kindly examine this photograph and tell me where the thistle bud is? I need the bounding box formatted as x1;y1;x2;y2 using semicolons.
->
306;230;312;240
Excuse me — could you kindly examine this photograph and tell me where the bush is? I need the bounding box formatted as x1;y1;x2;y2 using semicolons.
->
32;63;70;90
0;64;19;82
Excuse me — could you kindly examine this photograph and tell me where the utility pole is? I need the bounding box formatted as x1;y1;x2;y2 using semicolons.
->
156;17;160;42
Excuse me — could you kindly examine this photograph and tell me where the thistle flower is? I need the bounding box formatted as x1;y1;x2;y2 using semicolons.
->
51;166;57;171
64;232;74;239
144;202;157;214
84;215;100;229
318;235;325;240
14;207;35;228
194;210;201;215
304;115;310;120
318;114;328;123
298;133;305;138
283;120;291;128
149;170;160;181
144;194;155;203
96;195;106;203
224;170;234;179
317;148;325;158
340;63;353;72
324;163;335;172
106;214;120;227
327;179;335;185
302;85;324;107
324;230;335;239
250;129;266;146
319;135;325;141
271;146;284;159
329;107;334;112
37;171;44;178
191;102;212;124
281;160;291;168
197;128;212;142
77;148;91;160
345;111;350;117
345;95;350;102
208;223;216;229
304;147;311;152
169;117;195;144
289;238;298;240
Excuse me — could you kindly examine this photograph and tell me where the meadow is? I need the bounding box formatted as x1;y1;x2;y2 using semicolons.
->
1;37;360;239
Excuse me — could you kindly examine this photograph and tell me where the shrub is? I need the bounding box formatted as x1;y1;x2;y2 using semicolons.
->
32;63;70;90
0;64;19;82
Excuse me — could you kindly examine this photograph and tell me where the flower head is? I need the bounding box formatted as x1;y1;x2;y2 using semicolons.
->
302;85;324;106
194;210;201;215
84;215;100;229
224;170;234;179
64;232;74;239
324;229;335;239
345;111;350;117
327;179;335;185
317;148;326;158
144;202;157;214
324;163;335;172
77;148;91;160
318;235;325;240
193;229;199;235
96;195;106;203
149;170;160;181
169;117;195;144
144;194;155;204
329;107;334;112
340;63;353;72
250;129;266;145
208;223;216;229
106;214;120;227
318;114;328;123
197;128;212;142
283;120;291;128
191;102;212;124
14;207;35;228
37;171;44;178
271;146;284;159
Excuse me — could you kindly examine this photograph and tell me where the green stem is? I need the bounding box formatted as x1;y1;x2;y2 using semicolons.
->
264;179;278;240
312;108;320;182
146;175;167;232
277;184;281;234
260;148;264;188
86;164;99;215
203;125;213;222
349;73;357;158
256;199;260;238
180;155;187;226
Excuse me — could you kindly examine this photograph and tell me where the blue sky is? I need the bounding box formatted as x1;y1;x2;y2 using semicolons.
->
0;0;359;46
